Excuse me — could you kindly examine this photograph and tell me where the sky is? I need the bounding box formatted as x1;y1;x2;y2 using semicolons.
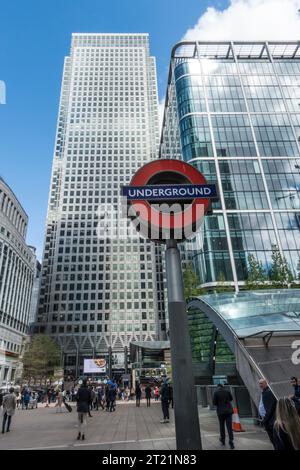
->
0;0;300;259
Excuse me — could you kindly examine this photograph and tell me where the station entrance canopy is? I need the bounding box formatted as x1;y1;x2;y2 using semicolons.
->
188;289;300;404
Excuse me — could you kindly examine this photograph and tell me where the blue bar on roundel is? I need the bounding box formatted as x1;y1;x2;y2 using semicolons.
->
122;184;218;201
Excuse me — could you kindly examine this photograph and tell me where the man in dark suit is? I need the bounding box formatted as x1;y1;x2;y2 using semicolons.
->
290;377;300;416
258;379;277;447
76;380;91;441
213;383;234;449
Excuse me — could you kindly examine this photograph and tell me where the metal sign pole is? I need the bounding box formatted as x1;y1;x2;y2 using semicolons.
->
165;239;202;450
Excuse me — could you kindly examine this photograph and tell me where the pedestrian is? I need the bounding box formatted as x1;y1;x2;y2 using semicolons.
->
169;384;174;409
154;386;159;402
290;377;300;399
213;383;234;449
2;387;16;434
90;387;96;411
76;379;91;441
145;384;152;407
98;388;104;410
258;379;277;447
273;397;300;450
130;387;135;401
135;383;142;407
55;389;64;413
87;386;93;417
105;385;110;411
108;385;116;412
160;378;170;424
290;377;300;416
46;388;51;406
22;389;30;410
0;390;3;409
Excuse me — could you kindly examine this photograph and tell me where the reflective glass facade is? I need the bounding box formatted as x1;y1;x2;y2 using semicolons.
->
160;42;300;289
190;289;300;338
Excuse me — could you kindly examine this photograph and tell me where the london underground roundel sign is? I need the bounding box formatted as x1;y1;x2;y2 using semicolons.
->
122;159;217;242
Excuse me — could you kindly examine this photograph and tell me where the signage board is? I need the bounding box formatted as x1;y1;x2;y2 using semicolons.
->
83;359;107;374
122;184;217;201
123;159;218;242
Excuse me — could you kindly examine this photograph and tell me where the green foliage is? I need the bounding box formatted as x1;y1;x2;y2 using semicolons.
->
270;244;293;288
22;335;61;384
245;253;267;290
214;271;234;293
183;263;205;299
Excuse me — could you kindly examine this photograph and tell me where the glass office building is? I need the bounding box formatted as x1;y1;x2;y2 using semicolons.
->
36;34;166;377
160;41;300;290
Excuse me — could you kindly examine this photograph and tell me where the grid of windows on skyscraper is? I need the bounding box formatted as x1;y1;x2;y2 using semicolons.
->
160;42;300;290
36;34;166;376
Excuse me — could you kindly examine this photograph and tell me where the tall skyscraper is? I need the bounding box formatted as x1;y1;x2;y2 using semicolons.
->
0;177;35;386
36;33;166;377
160;41;300;291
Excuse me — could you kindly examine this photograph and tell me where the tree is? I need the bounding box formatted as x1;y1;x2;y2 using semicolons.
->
270;244;293;288
245;253;267;290
22;335;61;384
214;271;233;293
183;263;205;300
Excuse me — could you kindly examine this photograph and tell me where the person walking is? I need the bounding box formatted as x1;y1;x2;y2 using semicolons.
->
213;383;234;449
15;392;21;410
290;377;300;415
46;388;52;407
160;378;170;424
135;383;142;407
169;383;174;409
154;386;159;402
0;390;3;409
258;379;277;447
76;380;91;441
130;387;135;401
290;377;300;399
22;389;30;410
2;387;16;434
105;385;110;412
55;389;64;413
87;386;93;417
97;388;104;410
273;397;300;450
108;385;117;412
145;385;152;407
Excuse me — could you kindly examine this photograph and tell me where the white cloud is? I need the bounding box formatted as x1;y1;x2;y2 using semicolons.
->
183;0;300;41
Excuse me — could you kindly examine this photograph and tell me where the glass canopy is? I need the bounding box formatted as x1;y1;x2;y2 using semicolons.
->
198;289;300;338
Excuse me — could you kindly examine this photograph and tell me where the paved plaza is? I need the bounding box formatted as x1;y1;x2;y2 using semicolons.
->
0;400;272;451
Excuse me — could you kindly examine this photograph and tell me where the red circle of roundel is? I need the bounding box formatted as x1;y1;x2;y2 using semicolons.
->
129;159;210;231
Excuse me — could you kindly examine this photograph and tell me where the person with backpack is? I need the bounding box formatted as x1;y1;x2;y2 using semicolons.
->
213;383;234;449
273;397;300;450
